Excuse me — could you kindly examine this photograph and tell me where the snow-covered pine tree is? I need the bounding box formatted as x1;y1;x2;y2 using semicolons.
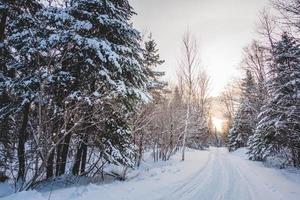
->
0;0;152;185
143;33;165;93
132;33;166;165
0;2;14;175
47;0;151;175
228;70;257;151
248;33;300;166
1;0;44;186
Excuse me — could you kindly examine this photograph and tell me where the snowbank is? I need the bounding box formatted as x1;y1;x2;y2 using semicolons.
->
2;149;210;200
0;183;13;198
4;148;300;200
231;147;249;159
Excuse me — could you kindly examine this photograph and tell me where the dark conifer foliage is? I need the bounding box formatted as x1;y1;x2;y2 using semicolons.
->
228;70;257;151
0;0;153;189
248;34;300;165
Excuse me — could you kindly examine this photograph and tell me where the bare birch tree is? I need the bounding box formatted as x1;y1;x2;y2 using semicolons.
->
178;32;201;161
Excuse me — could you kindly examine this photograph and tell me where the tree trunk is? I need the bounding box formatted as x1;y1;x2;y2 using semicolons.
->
72;135;88;176
55;143;62;176
137;132;144;167
47;118;60;179
17;103;30;183
72;134;85;176
168;123;173;159
72;141;83;176
80;136;88;174
46;150;55;179
182;103;190;161
57;133;72;176
153;146;155;162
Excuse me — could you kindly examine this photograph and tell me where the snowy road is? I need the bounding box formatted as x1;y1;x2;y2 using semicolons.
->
163;148;300;200
3;148;300;200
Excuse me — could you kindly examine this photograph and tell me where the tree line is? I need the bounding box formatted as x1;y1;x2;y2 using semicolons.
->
227;0;300;167
0;0;214;191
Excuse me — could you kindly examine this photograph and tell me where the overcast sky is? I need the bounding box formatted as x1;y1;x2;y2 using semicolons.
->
129;0;270;96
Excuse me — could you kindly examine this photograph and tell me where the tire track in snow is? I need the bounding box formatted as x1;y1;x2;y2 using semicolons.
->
218;150;253;200
161;148;255;200
164;147;300;200
228;155;287;200
161;148;224;200
158;150;213;200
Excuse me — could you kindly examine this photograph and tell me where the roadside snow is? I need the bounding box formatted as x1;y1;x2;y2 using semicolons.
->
231;147;248;159
2;147;300;200
2;149;210;200
0;183;13;197
230;148;300;200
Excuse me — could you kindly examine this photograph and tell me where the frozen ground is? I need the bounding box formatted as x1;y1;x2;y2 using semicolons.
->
2;148;300;200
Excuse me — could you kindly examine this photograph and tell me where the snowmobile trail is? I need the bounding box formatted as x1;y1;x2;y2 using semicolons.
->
162;148;300;200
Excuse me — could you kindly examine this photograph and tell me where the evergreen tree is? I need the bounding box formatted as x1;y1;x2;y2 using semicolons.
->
248;33;300;166
37;0;152;175
132;34;166;165
143;34;165;93
0;0;153;187
0;3;13;175
70;0;149;166
228;70;257;151
1;0;43;185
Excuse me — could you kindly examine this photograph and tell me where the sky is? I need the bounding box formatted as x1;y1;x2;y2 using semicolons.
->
129;0;270;96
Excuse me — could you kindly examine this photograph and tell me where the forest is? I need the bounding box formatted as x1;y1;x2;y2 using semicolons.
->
0;0;299;198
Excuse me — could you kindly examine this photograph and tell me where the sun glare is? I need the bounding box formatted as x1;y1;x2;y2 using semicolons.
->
212;117;224;133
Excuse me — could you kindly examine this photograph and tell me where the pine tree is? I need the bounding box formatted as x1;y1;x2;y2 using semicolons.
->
248;33;300;166
1;0;153;186
143;34;165;93
228;70;257;151
55;0;151;173
1;0;43;186
132;34;166;165
0;3;13;175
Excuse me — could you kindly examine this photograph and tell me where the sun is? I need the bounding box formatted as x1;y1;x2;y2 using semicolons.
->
212;117;224;133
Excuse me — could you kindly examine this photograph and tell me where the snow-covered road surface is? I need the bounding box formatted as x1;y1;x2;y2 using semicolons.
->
164;148;300;200
3;148;300;200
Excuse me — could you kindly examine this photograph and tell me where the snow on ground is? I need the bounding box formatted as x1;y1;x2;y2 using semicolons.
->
231;147;249;158
0;183;13;197
229;148;300;200
2;147;300;200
